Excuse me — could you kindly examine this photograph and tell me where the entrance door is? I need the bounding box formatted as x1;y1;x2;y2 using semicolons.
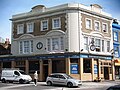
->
104;67;109;80
43;65;48;81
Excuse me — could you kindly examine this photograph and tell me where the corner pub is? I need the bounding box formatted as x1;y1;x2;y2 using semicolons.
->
0;3;114;81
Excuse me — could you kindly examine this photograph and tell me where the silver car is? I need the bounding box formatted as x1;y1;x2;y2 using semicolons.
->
46;73;82;87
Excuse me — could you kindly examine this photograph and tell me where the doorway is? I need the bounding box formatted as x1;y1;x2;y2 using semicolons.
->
104;67;109;80
43;65;48;81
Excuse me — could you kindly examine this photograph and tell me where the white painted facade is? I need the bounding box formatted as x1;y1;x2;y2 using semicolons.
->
11;3;113;56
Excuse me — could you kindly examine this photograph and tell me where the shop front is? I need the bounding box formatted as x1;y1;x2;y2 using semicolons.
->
114;59;120;79
0;53;114;81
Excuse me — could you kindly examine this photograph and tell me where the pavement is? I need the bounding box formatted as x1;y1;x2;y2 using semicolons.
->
0;80;120;90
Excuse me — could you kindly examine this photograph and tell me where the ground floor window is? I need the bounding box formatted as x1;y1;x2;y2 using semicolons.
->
52;60;66;73
29;61;39;74
70;58;79;74
3;62;11;68
83;59;92;73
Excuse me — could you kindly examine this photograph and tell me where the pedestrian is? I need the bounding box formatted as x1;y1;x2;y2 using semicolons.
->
34;71;38;86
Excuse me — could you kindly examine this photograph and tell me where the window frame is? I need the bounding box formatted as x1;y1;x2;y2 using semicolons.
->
102;23;108;33
86;18;92;29
17;24;24;34
46;36;64;52
52;17;61;29
19;40;33;54
94;21;100;31
113;31;118;41
27;22;34;33
41;20;48;31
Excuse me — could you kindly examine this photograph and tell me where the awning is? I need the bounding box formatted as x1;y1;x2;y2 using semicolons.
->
114;59;120;66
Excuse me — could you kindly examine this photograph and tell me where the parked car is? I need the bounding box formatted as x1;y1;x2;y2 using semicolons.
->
107;85;120;90
46;73;82;87
1;69;32;84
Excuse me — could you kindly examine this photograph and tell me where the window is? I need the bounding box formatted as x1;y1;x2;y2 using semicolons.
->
47;37;64;52
52;60;66;73
60;37;64;50
27;22;34;33
52;18;61;29
114;46;119;57
52;38;59;51
107;41;110;52
86;19;92;29
19;41;23;54
113;32;118;41
95;21;100;31
41;20;48;31
17;24;24;34
102;23;107;32
84;37;88;50
24;41;29;53
95;39;101;52
102;40;104;52
19;40;33;54
83;59;91;73
47;39;51;51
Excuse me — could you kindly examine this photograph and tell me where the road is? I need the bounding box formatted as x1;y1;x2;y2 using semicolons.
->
0;81;120;90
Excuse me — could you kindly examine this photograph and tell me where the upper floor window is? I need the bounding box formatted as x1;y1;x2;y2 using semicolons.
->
17;24;24;34
84;37;88;50
27;22;34;33
86;19;92;29
52;18;61;29
102;23;108;33
47;37;64;52
113;31;118;41
114;46;119;57
107;41;110;52
41;20;48;31
102;40;104;52
95;21;100;31
95;39;101;52
19;40;33;54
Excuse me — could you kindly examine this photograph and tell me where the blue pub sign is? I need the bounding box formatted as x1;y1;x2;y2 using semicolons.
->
70;64;78;74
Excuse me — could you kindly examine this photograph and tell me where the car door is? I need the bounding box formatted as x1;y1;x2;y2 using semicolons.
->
57;75;67;85
51;74;60;84
13;71;21;81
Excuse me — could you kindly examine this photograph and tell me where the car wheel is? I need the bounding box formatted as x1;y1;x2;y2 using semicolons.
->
67;82;73;88
47;81;52;86
1;79;6;83
19;79;24;84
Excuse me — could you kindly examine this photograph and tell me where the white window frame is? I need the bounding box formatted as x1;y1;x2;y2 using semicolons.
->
95;38;101;52
46;36;64;52
27;22;34;33
94;21;100;31
19;40;33;54
41;20;48;31
52;17;61;29
107;41;110;52
86;18;92;29
84;36;88;50
113;31;118;41
17;24;24;34
102;23;108;33
101;40;105;52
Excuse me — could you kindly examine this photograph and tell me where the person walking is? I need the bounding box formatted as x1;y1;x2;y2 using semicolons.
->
34;71;38;86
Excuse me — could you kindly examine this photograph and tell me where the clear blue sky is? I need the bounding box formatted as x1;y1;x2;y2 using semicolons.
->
0;0;120;42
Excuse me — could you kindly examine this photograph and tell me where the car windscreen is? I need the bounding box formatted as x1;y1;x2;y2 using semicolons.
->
19;70;27;75
64;74;73;79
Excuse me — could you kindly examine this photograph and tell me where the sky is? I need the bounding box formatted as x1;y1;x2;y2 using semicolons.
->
0;0;120;43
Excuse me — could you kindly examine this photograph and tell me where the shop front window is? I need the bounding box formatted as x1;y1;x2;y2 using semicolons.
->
29;61;39;74
83;59;91;73
52;60;66;73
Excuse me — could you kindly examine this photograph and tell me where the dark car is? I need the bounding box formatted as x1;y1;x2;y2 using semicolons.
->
107;85;120;90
